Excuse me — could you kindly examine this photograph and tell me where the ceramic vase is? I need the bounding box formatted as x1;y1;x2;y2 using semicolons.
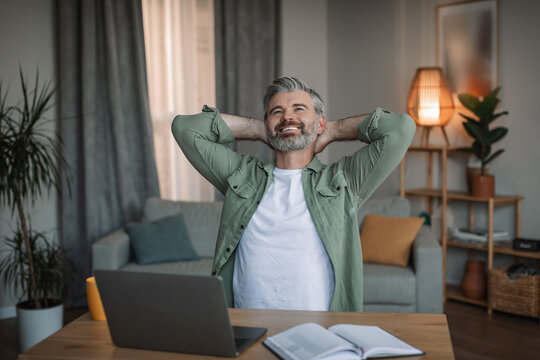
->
461;260;487;300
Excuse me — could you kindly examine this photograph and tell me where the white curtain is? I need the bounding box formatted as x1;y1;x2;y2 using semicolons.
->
142;0;216;201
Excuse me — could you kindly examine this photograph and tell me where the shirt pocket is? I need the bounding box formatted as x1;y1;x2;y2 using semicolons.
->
227;169;256;198
221;169;257;227
316;172;355;219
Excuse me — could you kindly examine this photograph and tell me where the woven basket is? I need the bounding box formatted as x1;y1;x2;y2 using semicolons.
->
489;265;540;319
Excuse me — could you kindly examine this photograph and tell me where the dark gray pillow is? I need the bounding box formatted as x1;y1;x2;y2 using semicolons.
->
125;214;200;265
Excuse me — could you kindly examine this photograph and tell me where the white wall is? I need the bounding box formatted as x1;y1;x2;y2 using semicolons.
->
0;0;57;318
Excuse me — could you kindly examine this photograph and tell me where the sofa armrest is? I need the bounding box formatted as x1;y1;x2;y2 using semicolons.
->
412;226;443;313
92;229;130;270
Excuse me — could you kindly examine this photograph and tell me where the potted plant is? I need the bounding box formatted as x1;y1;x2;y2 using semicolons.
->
457;87;508;198
0;69;74;352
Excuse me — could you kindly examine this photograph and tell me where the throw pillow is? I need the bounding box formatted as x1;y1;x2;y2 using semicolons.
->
360;214;424;267
126;213;200;265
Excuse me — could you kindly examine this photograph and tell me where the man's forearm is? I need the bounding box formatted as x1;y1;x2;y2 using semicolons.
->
329;113;370;141
221;114;267;142
315;113;370;153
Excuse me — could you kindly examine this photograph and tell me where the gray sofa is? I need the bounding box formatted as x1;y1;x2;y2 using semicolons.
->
92;196;442;313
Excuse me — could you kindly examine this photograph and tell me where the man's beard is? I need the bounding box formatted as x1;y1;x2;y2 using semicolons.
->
266;119;319;152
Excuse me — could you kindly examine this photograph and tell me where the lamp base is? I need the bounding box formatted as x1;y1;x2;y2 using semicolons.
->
421;126;450;147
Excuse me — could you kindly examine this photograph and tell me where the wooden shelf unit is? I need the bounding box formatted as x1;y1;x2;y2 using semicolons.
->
400;146;524;312
446;284;488;307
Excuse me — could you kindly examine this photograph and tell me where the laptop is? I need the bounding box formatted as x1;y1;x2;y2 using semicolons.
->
94;270;267;357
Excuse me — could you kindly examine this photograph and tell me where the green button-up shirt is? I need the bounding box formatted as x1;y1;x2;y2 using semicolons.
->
172;106;415;312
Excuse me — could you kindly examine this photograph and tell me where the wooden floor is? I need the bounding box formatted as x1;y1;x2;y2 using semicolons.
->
1;301;539;359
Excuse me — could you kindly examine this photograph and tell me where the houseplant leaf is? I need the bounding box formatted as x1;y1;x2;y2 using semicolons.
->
484;149;505;166
463;120;488;143
487;111;509;125
487;127;508;145
458;94;480;113
459;113;480;124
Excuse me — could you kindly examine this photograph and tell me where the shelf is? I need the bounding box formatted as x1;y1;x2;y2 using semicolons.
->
408;146;462;152
493;243;540;259
446;284;487;307
446;240;540;259
405;188;523;205
401;146;525;314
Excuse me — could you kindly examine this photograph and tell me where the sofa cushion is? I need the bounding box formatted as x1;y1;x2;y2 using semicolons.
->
144;198;222;258
363;263;416;305
360;215;424;267
126;214;200;265
122;258;213;275
357;197;410;227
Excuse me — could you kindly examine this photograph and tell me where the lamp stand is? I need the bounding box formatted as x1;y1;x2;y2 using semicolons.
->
421;126;450;147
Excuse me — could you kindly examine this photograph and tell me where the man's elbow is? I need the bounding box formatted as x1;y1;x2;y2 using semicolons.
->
171;115;191;146
396;113;416;142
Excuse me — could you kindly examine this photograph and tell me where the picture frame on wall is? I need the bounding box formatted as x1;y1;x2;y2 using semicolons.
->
436;0;499;98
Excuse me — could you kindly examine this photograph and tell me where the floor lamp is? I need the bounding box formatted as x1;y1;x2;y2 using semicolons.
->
407;67;455;147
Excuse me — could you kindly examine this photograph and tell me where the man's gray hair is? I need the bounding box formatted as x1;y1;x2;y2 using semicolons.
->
263;77;325;120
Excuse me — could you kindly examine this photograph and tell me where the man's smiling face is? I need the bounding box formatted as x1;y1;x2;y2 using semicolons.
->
265;91;324;152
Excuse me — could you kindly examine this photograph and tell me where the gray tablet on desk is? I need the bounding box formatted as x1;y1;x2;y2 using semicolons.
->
94;270;267;357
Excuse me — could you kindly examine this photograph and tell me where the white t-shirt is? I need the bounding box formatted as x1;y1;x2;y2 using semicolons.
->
233;167;335;311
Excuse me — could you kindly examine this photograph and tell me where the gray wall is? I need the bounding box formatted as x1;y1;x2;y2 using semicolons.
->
284;0;540;284
280;0;330;163
0;0;57;316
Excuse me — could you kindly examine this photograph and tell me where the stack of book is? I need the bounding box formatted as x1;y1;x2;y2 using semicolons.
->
449;228;510;244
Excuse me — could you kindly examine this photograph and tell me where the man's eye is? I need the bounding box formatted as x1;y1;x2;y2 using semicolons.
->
273;110;282;115
295;108;304;111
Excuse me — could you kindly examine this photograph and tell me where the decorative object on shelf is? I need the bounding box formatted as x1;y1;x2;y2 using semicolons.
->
449;228;510;244
512;238;540;252
461;260;487;300
457;87;508;198
0;68;74;352
489;264;540;319
465;157;487;193
407;67;455;146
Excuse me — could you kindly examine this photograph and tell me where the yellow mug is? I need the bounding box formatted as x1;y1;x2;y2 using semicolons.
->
86;276;107;320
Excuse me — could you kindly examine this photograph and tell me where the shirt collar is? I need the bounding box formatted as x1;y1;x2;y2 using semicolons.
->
258;156;323;174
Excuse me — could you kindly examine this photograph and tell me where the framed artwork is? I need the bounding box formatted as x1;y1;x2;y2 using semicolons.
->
437;0;499;98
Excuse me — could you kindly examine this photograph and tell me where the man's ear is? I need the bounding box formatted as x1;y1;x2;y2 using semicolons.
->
317;115;327;135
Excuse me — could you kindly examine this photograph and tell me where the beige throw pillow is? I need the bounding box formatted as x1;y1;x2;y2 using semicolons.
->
360;214;424;267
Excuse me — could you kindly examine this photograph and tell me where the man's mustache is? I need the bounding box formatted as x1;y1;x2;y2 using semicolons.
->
275;121;305;133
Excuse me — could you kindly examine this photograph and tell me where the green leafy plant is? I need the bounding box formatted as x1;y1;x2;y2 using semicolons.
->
0;229;74;309
0;68;72;309
457;87;508;175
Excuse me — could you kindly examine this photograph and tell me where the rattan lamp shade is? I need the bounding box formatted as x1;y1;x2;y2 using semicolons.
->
407;67;454;127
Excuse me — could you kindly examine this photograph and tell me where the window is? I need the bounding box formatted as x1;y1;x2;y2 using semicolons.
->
142;0;215;201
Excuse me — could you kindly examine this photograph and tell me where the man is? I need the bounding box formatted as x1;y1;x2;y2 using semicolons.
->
172;77;415;312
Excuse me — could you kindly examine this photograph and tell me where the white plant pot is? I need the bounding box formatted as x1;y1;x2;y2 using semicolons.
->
17;301;63;352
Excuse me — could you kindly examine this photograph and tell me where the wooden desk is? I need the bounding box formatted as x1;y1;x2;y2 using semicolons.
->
19;309;454;359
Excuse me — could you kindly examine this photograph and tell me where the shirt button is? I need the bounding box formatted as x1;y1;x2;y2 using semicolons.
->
212;271;217;275
256;200;260;205
337;186;341;191
226;247;231;252
233;185;238;189
240;224;244;229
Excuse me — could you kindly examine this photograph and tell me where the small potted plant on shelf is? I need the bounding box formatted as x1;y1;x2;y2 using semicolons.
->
0;68;74;352
457;87;508;198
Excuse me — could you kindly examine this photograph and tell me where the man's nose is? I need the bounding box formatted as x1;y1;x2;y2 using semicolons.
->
283;108;295;120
